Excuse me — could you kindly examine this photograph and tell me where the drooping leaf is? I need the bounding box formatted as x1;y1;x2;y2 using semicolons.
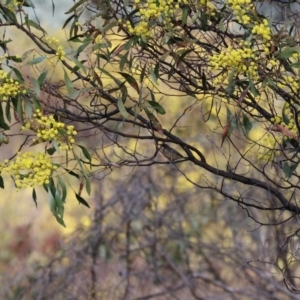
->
32;188;37;207
0;102;10;130
182;6;188;25
75;192;90;208
5;98;11;123
77;144;92;162
32;96;42;111
117;97;128;118
63;69;74;96
118;72;139;93
37;70;48;86
243;114;252;136
144;106;163;135
0;176;4;189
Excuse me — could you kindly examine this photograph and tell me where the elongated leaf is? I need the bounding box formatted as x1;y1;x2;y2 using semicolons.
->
64;168;80;179
63;69;74;96
32;188;37;207
78;144;91;162
31;78;40;96
32;96;42;111
65;0;87;14
62;14;75;29
75;192;90;208
0;103;10;130
37;70;48;86
0;176;4;189
118;72;139;93
25;19;47;34
27;56;46;65
148;101;166;115
57;176;67;203
182;6;188;25
85;176;91;195
117;97;128;118
5;98;11;123
243;114;252;136
277;47;300;59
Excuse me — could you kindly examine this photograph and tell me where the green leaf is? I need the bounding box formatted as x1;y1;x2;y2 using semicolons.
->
63;69;74;96
0;5;17;22
283;162;292;178
65;0;87;14
5;98;11;123
118;72;139;93
117;97;128;118
150;69;158;85
25;98;33;119
76;41;91;56
62;14;75;29
147;101;166;115
277;47;300;59
70;57;87;74
78;144;92;162
57;176;67;202
17;96;24;123
182;6;188;25
24;19;47;34
75;192;90;208
243;114;252;136
11;67;24;81
249;80;259;97
0;176;4;189
140;64;147;83
290;63;300;68
225;69;235;95
0;103;10;130
64;168;80;179
32;95;42;111
27;56;46;65
37;70;48;86
32;188;37;207
46;147;56;155
85;176;91;195
31;78;40;96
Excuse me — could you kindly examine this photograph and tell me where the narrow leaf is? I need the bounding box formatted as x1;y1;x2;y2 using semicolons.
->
75;192;90;208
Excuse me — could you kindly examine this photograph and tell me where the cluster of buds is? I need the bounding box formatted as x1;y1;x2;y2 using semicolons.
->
22;109;77;151
45;36;66;61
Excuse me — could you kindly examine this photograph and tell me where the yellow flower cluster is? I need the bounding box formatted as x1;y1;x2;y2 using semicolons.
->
5;0;19;11
45;37;66;61
281;102;299;135
252;20;271;42
257;133;281;162
22;110;77;151
277;75;299;92
227;0;253;25
121;0;216;36
0;69;26;101
210;43;258;79
0;152;57;188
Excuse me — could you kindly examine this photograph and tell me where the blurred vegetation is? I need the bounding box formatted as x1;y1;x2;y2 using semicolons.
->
0;0;300;299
